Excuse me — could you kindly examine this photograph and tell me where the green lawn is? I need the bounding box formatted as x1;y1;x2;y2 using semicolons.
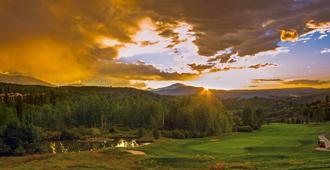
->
1;123;330;170
139;123;330;170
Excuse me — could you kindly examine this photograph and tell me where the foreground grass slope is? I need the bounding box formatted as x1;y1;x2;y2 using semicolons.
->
1;123;330;170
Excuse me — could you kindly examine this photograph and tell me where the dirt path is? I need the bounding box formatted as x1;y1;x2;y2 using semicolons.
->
126;150;146;155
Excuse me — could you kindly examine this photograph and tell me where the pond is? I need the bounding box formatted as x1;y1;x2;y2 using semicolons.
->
42;138;145;154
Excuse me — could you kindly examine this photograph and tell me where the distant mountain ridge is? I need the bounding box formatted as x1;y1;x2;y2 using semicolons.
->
151;83;204;96
152;83;330;99
0;73;53;86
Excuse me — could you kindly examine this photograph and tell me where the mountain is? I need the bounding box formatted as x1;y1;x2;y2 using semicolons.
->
151;83;204;96
153;83;330;99
0;73;53;86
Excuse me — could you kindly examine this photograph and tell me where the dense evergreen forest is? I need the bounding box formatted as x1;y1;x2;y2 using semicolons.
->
0;83;233;156
224;95;330;125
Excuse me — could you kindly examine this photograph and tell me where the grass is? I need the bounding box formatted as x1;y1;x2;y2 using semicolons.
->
139;123;330;170
1;123;330;170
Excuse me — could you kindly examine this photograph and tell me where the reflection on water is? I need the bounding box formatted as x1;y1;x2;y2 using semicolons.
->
45;139;141;154
115;139;138;148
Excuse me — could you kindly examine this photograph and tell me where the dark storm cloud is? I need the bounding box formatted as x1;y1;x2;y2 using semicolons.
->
139;0;330;59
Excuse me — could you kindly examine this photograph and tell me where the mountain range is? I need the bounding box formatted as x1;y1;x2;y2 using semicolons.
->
1;74;330;99
0;73;53;86
152;83;330;99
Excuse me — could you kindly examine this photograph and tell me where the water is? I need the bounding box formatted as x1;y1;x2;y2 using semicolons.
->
43;139;142;154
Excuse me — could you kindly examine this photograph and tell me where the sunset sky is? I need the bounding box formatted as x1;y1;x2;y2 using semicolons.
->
0;0;330;89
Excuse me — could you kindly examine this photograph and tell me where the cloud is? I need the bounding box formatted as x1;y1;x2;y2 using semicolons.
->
0;0;201;87
248;63;278;69
252;79;283;83
306;20;330;29
187;63;216;73
97;62;199;81
209;66;245;73
250;78;330;88
140;41;159;47
321;48;330;54
208;63;277;73
280;30;298;42
139;0;330;58
1;0;330;87
207;54;236;63
284;79;330;86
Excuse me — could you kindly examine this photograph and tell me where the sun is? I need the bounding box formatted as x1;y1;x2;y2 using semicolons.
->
199;87;212;96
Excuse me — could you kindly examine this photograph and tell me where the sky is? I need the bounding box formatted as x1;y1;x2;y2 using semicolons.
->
0;0;330;89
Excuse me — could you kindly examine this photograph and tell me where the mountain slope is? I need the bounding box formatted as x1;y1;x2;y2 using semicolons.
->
153;83;330;99
152;83;204;95
0;73;53;86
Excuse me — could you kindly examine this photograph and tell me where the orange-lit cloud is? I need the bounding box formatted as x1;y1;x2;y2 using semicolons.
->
0;0;200;86
280;30;298;42
249;79;330;89
208;63;277;73
283;79;330;86
252;79;283;83
306;20;330;29
188;63;216;73
248;63;278;69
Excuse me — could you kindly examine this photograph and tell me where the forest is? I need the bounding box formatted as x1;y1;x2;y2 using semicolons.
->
0;83;234;156
1;83;329;156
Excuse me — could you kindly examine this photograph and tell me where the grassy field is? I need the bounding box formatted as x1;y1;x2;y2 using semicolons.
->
1;123;330;170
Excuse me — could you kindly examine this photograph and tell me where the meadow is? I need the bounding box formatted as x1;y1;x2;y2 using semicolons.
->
1;123;330;170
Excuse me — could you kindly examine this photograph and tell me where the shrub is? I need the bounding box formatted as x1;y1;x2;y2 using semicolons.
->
79;127;102;136
0;123;45;156
109;127;116;133
0;140;11;156
236;126;253;132
137;128;145;138
161;130;193;139
45;131;62;141
14;145;26;156
152;129;160;139
61;129;81;140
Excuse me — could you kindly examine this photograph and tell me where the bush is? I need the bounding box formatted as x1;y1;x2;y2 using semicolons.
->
45;131;62;141
152;129;160;139
109;127;116;133
0;140;11;156
0;123;45;156
236;126;253;132
137;128;145;138
78;127;102;136
89;128;102;136
162;130;193;139
61;129;82;140
13;145;26;156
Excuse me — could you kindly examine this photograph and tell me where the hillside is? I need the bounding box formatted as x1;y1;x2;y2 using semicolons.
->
153;83;330;99
0;73;53;87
